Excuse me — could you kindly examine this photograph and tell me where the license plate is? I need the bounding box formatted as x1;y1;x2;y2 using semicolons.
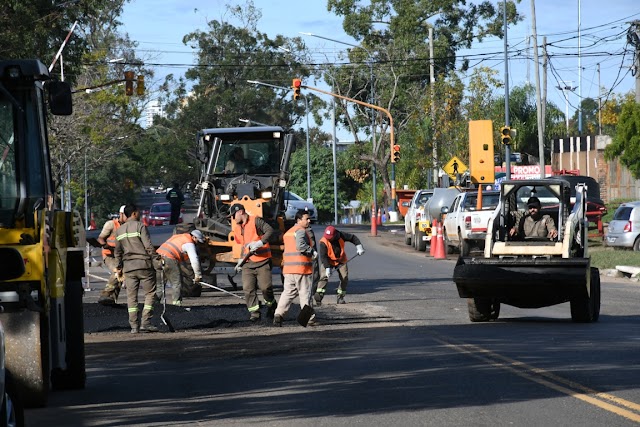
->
607;236;616;243
163;220;169;226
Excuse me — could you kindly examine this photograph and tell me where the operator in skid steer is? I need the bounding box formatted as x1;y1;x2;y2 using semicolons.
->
509;196;558;240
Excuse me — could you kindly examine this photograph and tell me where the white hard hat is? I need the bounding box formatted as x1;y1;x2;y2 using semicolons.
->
190;229;205;243
119;205;126;214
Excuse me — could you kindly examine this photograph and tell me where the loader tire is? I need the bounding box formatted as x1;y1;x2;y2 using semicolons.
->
467;298;500;322
570;267;601;323
51;279;86;391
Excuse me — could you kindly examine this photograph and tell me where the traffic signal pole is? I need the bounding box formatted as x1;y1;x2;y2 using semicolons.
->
301;84;395;236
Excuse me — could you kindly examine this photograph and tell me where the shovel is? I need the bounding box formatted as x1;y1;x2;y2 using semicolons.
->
159;266;175;332
297;253;360;327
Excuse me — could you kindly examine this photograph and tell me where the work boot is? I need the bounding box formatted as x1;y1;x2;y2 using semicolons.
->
313;292;323;306
140;325;159;333
130;328;139;334
172;300;182;307
273;314;283;327
98;295;116;306
307;318;319;327
266;302;277;319
250;312;261;323
337;295;345;304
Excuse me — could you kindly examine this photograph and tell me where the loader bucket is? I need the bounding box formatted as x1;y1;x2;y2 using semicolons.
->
453;256;591;309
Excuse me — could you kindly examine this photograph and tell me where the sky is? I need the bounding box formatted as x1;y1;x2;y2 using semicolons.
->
119;0;640;138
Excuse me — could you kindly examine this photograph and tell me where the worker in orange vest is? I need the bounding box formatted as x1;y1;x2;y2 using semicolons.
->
273;209;317;327
229;203;278;322
96;205;126;305
315;225;365;305
156;230;206;306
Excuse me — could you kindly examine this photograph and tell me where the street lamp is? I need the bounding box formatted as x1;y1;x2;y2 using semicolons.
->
246;79;312;202
556;82;576;135
300;32;377;233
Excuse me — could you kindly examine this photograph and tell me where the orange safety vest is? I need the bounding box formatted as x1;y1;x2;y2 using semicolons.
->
320;236;347;267
234;215;271;262
102;219;121;258
157;233;193;262
282;224;313;275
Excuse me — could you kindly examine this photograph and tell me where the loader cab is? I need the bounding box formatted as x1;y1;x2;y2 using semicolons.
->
497;180;571;242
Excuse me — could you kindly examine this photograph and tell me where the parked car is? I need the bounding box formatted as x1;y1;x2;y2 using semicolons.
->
284;191;318;221
605;201;640;251
442;190;500;255
404;189;434;251
141;202;183;226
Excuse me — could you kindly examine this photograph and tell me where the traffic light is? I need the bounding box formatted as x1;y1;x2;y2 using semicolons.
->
124;70;134;96
392;144;401;163
500;126;512;145
292;78;301;100
136;75;145;96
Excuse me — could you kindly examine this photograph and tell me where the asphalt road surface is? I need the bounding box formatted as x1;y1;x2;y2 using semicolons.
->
26;224;640;426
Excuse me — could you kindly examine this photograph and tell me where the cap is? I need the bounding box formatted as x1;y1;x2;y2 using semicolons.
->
119;205;126;214
324;226;337;240
190;229;205;243
527;197;542;209
227;203;245;217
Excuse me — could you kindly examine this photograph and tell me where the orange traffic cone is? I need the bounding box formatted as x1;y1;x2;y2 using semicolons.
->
434;221;446;260
376;209;382;226
429;219;437;257
89;212;97;230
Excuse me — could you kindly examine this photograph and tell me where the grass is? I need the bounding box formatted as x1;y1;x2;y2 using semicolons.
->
589;239;640;270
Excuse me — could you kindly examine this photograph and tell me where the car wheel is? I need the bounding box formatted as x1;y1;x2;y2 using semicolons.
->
405;233;412;245
459;232;470;256
416;229;427;251
634;238;640;252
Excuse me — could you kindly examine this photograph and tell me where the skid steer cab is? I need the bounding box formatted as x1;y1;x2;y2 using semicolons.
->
453;179;600;323
0;60;85;408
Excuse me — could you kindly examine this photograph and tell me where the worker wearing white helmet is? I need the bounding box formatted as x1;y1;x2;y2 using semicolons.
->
96;204;127;305
156;229;207;306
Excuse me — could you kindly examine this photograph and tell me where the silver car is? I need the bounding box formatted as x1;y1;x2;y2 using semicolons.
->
605;201;640;251
284;191;318;221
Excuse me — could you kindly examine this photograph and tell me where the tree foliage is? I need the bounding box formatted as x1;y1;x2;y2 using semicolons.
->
604;100;640;179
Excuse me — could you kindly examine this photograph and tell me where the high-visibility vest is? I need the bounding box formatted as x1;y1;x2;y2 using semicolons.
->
102;219;121;258
234;215;271;262
282;225;313;275
320;236;346;266
157;233;193;262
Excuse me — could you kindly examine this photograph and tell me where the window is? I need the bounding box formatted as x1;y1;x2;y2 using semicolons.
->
613;207;632;221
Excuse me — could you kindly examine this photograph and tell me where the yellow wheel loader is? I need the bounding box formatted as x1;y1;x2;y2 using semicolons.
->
0;60;85;407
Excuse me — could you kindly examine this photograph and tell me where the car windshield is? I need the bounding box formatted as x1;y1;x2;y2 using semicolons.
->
285;191;303;201
613;206;632;221
464;193;500;211
151;204;171;213
417;192;432;206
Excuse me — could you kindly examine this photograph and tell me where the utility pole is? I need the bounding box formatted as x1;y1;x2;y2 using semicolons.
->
578;0;583;133
629;21;640;103
530;0;545;178
597;63;602;134
429;27;437;187
504;0;511;180
542;37;547;139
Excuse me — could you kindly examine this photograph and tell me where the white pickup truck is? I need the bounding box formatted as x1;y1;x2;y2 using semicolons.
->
404;189;433;251
442;190;500;256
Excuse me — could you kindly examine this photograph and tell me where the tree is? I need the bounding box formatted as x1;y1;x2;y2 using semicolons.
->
604;99;640;179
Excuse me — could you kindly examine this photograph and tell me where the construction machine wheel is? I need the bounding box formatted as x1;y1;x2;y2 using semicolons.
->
570;267;601;323
459;232;470;257
1;371;25;427
51;279;86;391
416;229;427;252
0;310;49;408
467;298;500;322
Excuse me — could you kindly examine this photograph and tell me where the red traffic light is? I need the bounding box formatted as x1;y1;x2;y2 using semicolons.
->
393;144;400;152
292;78;301;88
392;144;400;163
292;78;302;100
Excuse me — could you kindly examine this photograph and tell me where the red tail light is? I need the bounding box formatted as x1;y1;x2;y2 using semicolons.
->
465;215;471;230
624;221;632;232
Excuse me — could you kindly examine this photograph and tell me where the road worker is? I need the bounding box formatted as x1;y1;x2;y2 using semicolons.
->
114;204;159;333
96;205;126;305
273;209;317;327
166;183;185;225
314;225;365;305
156;230;206;306
229;203;278;322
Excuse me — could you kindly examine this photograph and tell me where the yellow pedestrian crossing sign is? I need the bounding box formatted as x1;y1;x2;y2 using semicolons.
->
443;156;467;179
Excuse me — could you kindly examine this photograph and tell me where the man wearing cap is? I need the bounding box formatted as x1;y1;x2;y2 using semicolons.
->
315;225;365;305
96;204;127;305
510;196;558;240
166;182;185;225
156;230;206;306
114;204;160;333
229;203;278;322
